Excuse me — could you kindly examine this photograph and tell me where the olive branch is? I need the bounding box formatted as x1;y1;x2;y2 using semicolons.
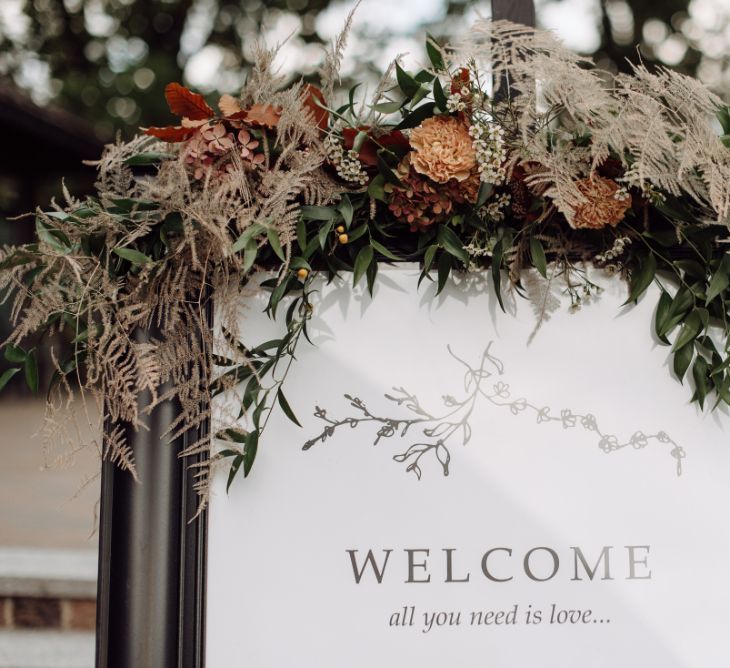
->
302;343;686;479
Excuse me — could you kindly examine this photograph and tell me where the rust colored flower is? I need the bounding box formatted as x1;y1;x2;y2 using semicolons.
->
570;176;631;230
387;158;479;232
409;115;476;184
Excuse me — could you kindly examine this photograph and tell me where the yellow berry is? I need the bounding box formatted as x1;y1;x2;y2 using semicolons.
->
336;225;345;234
338;233;349;244
296;268;309;280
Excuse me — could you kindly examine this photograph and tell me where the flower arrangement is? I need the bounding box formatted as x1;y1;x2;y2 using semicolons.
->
1;15;729;495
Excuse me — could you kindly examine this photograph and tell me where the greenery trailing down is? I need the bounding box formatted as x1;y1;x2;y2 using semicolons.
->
1;17;729;496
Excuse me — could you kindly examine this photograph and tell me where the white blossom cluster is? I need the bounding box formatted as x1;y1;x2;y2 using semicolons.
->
469;121;507;184
594;236;632;265
324;129;368;186
446;92;468;113
482;192;511;222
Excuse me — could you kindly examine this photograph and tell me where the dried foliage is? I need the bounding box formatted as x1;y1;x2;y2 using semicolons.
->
1;17;730;498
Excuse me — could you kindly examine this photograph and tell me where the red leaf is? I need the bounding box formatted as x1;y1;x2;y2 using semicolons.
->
164;82;214;120
342;127;409;167
142;125;198;142
302;84;329;133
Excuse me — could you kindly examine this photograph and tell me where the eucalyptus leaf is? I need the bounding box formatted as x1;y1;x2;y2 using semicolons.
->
529;237;548;278
0;368;20;393
395;62;421;98
266;228;286;262
673;343;694;382
113;247;152;265
24;351;38;394
243;431;259;477
672;309;704;352
353;245;374;287
277;388;302;427
437;225;469;265
625;253;657;304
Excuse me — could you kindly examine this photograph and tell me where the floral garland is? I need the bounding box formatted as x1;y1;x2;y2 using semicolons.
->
1;17;729;495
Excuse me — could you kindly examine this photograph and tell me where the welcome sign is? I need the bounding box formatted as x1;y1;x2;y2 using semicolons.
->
207;266;729;667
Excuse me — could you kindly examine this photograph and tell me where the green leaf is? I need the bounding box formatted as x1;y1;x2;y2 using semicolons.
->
367;174;387;202
654;290;672;345
426;34;445;71
231;222;264;254
268;276;292;318
318;220;334;250
4;345;26;364
706;255;730;304
394;103;436;131
492;238;506;312
395;62;421;98
625;253;657;304
226;454;243;492
529;237;548;278
376;154;402;187
243;431;259;477
437;225;469;265
673;343;694;382
0;368;20;393
436;252;452;295
36;218;70;253
692;355;710;409
266;228;286;262
371;100;403;114
433;77;447;112
370;239;401;261
296;217;307;251
277;388;302;427
301;205;338;221
423;244;438;274
113;247;152;265
24;351;38;394
338;195;354;227
476;182;493;208
659;286;694;338
353;245;374;287
672;309;703;352
123;152;173;166
243;245;258;273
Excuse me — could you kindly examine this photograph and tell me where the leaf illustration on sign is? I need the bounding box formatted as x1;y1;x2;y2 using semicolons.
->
302;343;686;479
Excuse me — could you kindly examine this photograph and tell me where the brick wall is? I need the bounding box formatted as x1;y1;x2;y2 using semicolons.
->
0;595;95;631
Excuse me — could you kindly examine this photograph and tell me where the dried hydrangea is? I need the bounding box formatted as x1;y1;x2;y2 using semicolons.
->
386;157;479;231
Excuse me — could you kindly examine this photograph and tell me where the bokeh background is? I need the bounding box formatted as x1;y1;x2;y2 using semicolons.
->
0;0;729;661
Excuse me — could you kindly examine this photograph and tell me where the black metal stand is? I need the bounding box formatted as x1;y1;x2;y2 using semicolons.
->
96;321;208;667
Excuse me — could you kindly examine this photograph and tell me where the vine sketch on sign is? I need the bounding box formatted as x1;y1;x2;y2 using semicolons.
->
302;344;686;479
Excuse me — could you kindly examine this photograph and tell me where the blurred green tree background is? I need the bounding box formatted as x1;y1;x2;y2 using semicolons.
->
1;0;728;142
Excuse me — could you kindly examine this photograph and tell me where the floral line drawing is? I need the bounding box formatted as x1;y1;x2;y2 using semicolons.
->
302;344;686;479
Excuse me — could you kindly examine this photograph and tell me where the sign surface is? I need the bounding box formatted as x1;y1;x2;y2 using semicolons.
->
207;266;729;668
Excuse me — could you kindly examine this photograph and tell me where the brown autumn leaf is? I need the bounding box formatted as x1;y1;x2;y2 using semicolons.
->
242;103;282;129
301;84;329;133
142;125;199;142
218;94;243;117
164;82;214;121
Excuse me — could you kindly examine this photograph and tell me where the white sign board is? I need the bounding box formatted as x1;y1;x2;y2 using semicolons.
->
207;266;729;667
